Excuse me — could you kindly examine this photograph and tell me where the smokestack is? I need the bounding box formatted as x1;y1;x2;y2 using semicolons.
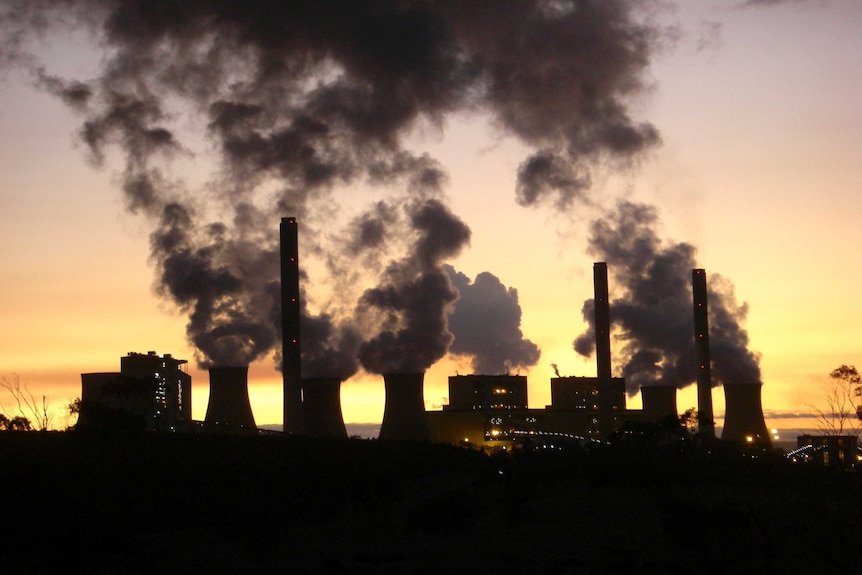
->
594;262;614;437
281;217;303;434
301;378;347;439
378;373;431;441
204;366;256;429
721;383;771;448
640;385;678;424
692;269;715;436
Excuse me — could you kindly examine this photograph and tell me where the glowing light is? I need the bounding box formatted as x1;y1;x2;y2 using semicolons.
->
746;435;754;443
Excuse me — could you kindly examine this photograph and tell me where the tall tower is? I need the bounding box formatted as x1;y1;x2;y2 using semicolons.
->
281;217;304;434
205;366;256;429
692;269;715;436
594;262;614;437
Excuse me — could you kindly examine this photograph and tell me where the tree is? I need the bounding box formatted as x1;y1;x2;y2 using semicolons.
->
0;413;33;431
679;407;699;435
66;397;82;430
811;365;862;436
0;374;54;431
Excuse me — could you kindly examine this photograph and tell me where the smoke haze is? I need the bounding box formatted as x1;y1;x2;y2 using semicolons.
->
574;201;761;394
1;1;669;371
445;265;541;374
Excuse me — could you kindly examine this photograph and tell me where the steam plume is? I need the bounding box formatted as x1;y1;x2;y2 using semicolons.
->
2;1;667;369
357;199;470;374
445;265;540;374
574;201;761;394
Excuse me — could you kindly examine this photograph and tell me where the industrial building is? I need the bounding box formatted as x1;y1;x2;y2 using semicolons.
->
791;435;860;468
426;264;772;452
79;351;191;431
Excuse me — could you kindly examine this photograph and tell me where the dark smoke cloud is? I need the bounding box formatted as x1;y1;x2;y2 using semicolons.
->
574;201;761;395
357;200;470;374
2;1;667;369
445;265;541;374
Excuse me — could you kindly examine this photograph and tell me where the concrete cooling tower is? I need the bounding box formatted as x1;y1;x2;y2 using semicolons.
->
204;366;256;429
301;378;347;439
378;373;431;441
640;385;678;424
721;383;771;448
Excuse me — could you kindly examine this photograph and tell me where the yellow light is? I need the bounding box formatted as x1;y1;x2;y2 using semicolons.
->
746;435;754;443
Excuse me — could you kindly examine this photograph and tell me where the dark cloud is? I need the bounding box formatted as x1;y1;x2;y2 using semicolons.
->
357;200;470;374
2;0;667;369
445;266;540;374
574;201;761;395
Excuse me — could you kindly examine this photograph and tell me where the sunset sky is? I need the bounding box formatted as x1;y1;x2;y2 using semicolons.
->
1;0;861;432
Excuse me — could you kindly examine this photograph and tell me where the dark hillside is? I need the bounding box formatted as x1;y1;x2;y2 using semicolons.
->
1;433;859;574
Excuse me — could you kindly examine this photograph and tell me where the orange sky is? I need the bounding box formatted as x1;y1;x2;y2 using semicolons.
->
1;1;861;432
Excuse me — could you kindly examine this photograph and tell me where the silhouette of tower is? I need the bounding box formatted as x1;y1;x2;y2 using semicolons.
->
281;217;303;434
640;385;678;424
692;269;715;436
721;383;771;447
301;378;347;438
204;366;256;429
594;262;615;437
378;373;430;441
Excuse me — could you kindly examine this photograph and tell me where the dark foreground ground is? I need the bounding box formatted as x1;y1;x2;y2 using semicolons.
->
1;433;860;574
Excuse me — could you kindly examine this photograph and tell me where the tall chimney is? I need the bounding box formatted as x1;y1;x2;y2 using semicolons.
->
281;217;303;434
594;262;614;437
640;385;678;424
301;378;347;439
378;373;431;441
692;269;715;436
721;383;771;448
205;366;256;429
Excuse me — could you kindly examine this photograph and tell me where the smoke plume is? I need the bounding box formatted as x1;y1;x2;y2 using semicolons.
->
445;265;541;374
2;1;666;370
574;201;761;394
357;199;471;374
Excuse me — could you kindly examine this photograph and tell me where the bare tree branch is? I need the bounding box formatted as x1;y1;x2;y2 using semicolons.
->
809;365;862;436
0;374;54;431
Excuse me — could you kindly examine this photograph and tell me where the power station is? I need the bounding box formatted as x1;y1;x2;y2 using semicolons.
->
78;218;772;452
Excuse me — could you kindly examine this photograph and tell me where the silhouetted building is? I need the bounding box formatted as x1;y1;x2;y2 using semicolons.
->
379;373;431;441
794;435;859;468
302;378;347;438
281;216;303;434
721;382;771;447
204;366;257;430
445;375;527;411
80;351;191;432
692;269;716;436
640;385;678;423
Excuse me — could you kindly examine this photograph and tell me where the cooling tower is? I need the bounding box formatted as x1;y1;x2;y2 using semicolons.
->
692;269;715;436
721;383;771;447
378;373;431;441
594;262;615;437
281;217;304;434
204;366;256;429
301;378;347;439
640;385;678;424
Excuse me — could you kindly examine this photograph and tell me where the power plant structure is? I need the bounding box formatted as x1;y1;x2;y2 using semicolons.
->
378;373;431;441
692;268;716;436
281;216;304;434
301;378;347;438
721;382;771;446
76;217;772;450
204;366;257;430
79;351;192;432
427;262;772;451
